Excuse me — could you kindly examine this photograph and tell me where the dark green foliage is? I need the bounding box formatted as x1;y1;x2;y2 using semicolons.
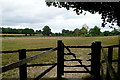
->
111;28;120;35
36;30;42;34
1;27;34;35
22;28;34;36
89;26;101;36
42;26;52;36
51;33;62;36
73;28;80;36
62;29;73;36
2;27;13;34
79;27;88;35
1;25;120;37
103;31;111;36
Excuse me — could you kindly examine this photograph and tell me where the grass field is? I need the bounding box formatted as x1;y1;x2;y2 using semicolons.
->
1;36;119;79
0;34;42;37
0;34;25;35
2;36;119;51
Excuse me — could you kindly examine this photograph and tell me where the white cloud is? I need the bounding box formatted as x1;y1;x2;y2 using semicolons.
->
0;0;117;33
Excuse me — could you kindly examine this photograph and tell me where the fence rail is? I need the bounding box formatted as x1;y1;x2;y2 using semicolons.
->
0;47;54;53
66;46;92;48
1;47;57;80
103;45;119;48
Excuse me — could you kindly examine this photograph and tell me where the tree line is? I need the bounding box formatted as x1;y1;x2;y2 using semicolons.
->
1;25;120;37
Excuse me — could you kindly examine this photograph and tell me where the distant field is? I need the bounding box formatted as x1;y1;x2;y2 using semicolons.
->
0;34;25;37
1;36;119;79
2;36;119;51
0;34;43;37
0;34;24;35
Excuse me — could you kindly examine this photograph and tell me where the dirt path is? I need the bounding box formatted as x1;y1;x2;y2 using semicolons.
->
40;52;91;79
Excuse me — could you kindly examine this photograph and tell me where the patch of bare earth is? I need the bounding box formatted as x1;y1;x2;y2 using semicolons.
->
27;49;91;80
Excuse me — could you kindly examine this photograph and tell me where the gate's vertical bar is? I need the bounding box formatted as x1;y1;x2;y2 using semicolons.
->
106;47;113;80
91;42;101;79
18;49;27;80
57;40;64;80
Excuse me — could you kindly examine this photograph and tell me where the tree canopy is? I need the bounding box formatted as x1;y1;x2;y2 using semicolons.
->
89;26;101;36
42;26;52;36
1;26;120;37
46;2;120;27
22;28;34;34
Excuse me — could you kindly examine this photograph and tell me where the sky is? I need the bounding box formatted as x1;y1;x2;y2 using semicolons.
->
0;0;118;33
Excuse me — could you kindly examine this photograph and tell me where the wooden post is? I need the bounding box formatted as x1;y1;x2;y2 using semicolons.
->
106;47;113;80
18;49;27;80
57;40;64;80
91;42;96;76
91;42;101;79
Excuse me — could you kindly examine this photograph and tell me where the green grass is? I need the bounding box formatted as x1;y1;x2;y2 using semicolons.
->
1;36;119;79
2;36;119;51
2;36;119;65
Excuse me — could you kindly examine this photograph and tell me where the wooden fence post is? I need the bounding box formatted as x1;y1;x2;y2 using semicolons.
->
57;40;64;80
106;47;113;80
91;41;101;79
18;49;27;80
91;42;96;76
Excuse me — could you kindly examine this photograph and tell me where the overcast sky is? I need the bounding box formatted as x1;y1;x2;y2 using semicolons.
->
0;0;118;33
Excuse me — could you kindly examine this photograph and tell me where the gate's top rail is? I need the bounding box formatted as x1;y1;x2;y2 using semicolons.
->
65;45;119;48
1;45;119;54
66;46;92;48
0;47;53;53
103;45;119;48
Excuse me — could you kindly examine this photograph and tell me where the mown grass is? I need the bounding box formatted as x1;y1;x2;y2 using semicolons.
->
2;36;119;51
1;36;119;79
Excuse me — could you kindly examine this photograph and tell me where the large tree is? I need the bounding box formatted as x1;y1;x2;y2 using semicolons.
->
36;30;42;34
73;28;80;36
42;26;52;36
22;28;34;36
79;26;88;35
46;2;120;27
103;31;111;36
111;28;120;35
89;26;101;36
62;29;72;36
